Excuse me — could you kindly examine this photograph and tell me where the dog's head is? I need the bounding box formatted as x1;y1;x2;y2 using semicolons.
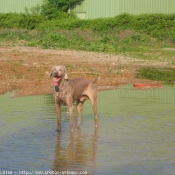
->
50;65;68;80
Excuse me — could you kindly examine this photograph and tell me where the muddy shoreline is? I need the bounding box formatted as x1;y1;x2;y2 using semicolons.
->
0;46;169;97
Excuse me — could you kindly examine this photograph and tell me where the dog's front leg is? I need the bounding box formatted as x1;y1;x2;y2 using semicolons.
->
55;101;61;131
68;104;74;133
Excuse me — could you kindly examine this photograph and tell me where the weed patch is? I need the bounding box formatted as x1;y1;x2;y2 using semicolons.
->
1;12;175;62
137;68;175;83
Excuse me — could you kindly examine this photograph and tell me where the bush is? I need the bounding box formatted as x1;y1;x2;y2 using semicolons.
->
36;13;175;41
132;13;175;40
137;68;175;83
1;13;175;44
0;13;45;29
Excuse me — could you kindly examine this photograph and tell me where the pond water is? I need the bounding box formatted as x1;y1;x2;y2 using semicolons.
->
0;85;175;175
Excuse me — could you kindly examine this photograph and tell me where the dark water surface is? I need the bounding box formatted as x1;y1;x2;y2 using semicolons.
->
0;85;175;175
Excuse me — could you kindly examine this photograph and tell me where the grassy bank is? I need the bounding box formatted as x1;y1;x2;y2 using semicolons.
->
137;68;175;83
0;28;175;63
1;13;175;83
1;13;175;40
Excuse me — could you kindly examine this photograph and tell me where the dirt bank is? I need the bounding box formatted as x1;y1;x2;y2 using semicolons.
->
0;45;170;97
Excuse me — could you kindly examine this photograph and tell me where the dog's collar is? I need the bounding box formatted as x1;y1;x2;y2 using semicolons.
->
54;85;59;92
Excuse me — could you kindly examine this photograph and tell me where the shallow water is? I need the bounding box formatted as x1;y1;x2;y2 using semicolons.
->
0;85;175;175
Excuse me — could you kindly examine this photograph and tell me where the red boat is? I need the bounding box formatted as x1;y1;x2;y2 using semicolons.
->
133;83;162;88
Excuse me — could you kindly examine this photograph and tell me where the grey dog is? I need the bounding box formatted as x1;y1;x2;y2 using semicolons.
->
50;65;98;133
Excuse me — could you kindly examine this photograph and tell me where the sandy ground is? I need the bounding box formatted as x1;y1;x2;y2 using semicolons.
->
0;45;171;97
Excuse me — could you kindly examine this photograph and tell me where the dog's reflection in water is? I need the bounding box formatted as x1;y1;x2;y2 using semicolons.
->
52;129;98;173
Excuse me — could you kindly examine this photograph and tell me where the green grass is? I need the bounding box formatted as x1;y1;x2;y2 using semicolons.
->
137;68;175;83
1;29;175;63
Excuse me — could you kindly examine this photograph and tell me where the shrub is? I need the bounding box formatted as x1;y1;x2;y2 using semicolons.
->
1;13;175;42
0;13;45;29
137;68;175;83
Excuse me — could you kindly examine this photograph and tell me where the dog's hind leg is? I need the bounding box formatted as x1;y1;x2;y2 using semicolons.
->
76;96;87;129
87;91;98;128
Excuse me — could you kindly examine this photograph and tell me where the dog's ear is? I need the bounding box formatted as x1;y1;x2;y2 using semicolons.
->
49;66;54;77
63;66;68;80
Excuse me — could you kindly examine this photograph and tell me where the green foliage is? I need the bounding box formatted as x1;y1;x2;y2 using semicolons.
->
24;4;42;15
0;29;32;41
131;13;175;40
37;18;82;29
137;68;175;83
1;13;175;42
0;13;45;29
122;33;150;44
1;28;175;63
41;0;83;19
36;13;175;42
1;13;175;60
26;30;115;52
20;14;45;29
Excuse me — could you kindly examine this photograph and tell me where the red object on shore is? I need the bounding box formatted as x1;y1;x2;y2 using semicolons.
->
133;83;162;88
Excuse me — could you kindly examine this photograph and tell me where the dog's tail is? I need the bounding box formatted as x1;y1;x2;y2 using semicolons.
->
92;78;97;84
